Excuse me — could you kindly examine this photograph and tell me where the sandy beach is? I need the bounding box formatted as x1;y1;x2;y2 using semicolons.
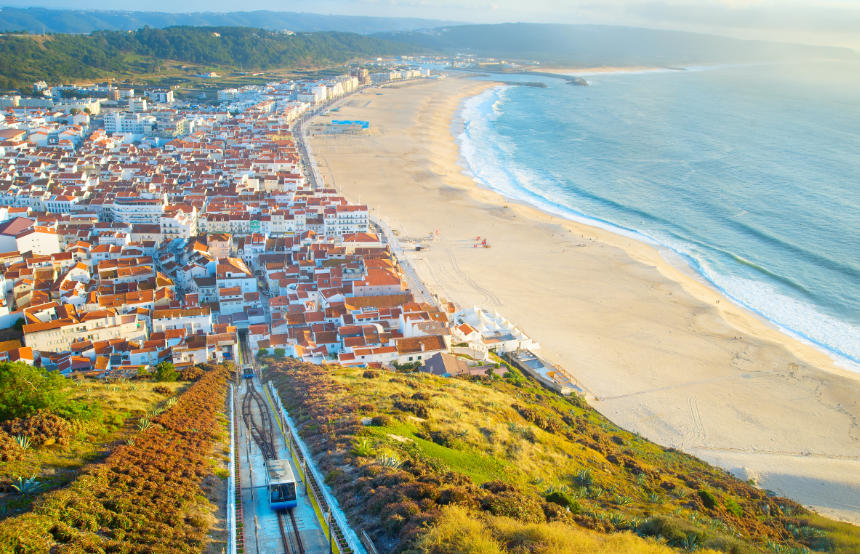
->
308;76;860;523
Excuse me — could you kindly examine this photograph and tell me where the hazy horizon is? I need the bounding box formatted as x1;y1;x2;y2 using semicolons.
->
3;1;859;51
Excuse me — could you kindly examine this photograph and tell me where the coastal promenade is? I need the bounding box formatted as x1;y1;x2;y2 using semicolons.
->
306;76;860;524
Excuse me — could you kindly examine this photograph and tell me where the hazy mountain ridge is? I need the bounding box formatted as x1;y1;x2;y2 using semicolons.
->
377;23;857;65
0;7;461;35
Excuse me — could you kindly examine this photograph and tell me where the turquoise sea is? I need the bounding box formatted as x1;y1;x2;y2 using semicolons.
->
457;62;860;369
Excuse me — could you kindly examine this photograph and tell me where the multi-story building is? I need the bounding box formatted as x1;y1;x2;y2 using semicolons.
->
110;197;164;226
146;89;174;104
151;307;212;335
104;112;156;136
23;313;146;354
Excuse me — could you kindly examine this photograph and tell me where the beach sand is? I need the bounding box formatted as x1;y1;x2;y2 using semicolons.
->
308;76;860;523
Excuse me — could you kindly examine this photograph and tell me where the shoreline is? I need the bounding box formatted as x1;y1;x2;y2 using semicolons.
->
308;76;860;523
454;82;860;373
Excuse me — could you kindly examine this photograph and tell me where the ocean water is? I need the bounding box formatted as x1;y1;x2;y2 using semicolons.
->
456;62;860;369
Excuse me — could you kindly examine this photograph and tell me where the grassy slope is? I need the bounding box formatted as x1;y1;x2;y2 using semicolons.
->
265;359;860;553
0;379;186;518
0;366;231;552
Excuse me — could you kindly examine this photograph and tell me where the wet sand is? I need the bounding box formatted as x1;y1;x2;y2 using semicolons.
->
308;76;860;523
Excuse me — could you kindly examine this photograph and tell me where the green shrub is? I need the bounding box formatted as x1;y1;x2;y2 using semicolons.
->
0;362;77;421
725;497;743;518
698;489;717;509
545;491;581;514
637;516;705;548
152;362;179;382
392;361;420;371
325;469;345;485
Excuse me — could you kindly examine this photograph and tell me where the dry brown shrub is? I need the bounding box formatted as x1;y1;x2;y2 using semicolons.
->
0;429;23;461
2;411;71;447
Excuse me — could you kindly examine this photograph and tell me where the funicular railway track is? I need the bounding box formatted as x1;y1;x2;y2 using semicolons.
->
241;344;305;554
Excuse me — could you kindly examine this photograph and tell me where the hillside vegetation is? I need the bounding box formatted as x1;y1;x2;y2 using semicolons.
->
0;7;460;35
0;364;231;552
266;359;860;553
0;363;186;518
0;26;418;90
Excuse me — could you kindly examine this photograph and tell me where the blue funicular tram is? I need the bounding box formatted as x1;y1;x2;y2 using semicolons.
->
266;459;298;509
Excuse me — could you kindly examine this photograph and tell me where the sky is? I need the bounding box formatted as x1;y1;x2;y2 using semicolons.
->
6;0;860;49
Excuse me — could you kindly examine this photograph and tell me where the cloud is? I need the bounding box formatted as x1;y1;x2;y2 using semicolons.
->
623;0;860;33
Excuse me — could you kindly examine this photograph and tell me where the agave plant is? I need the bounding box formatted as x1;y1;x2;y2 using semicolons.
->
165;398;177;408
126;438;136;446
137;418;151;431
608;513;627;527
376;454;402;469
573;469;594;487
11;475;42;495
351;437;374;457
679;532;700;552
13;435;31;450
588;486;605;499
615;494;633;505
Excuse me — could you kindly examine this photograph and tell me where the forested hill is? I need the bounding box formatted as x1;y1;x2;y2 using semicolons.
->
0;26;420;90
0;7;461;35
378;23;857;66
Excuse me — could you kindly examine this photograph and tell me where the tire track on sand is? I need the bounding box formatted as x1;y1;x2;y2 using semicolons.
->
448;249;502;306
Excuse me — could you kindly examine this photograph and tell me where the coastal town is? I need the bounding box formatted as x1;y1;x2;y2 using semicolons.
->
0;64;578;394
1;9;859;553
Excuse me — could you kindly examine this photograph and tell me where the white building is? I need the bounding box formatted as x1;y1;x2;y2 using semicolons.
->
104;112;156;136
452;307;539;353
218;88;241;102
151;307;213;335
129;98;148;112
110;197;164;226
0;218;60;256
160;207;198;240
323;205;369;237
23;313;146;354
146;89;174;104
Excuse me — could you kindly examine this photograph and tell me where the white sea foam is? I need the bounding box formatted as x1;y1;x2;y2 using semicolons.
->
455;82;860;371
